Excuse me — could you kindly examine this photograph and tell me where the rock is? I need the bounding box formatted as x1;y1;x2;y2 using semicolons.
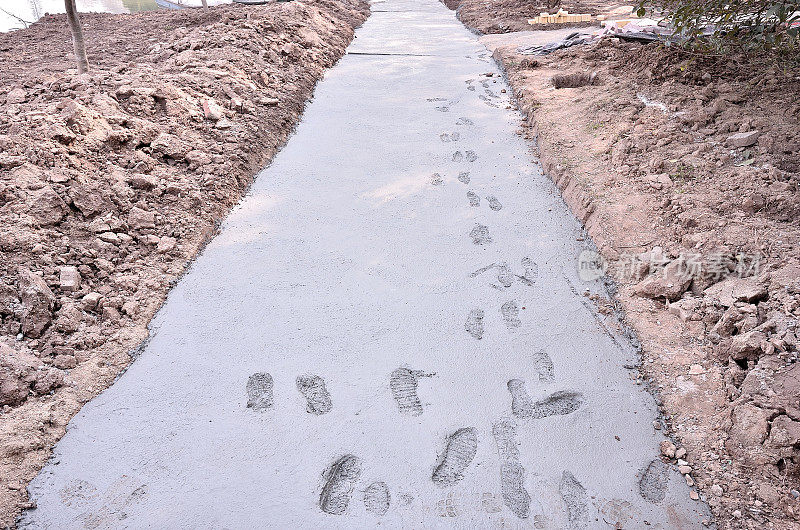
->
6;87;26;104
766;415;800;450
660;440;676;458
668;297;700;322
726;130;760;148
728;403;770;455
678;465;692;475
705;278;767;307
128;207;155;230
121;300;138;316
202;99;224;121
59;266;81;292
98;232;120;244
634;259;692;301
710;484;723;496
259;97;280;106
102;306;121;322
157;236;177;253
29;186;67;226
55;304;82;333
675;447;687;459
81;292;102;311
19;269;55;338
69;184;108;217
215;118;232;130
689;490;700;501
729;330;766;360
150;133;189;159
126;173;158;190
688;364;705;375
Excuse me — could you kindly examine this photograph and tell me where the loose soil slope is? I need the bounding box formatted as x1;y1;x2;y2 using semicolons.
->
0;1;368;525
492;26;800;530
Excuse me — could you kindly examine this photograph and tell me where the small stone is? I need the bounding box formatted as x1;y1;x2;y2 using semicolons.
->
6;87;26;104
660;440;676;458
97;232;120;244
685;474;695;487
733;510;742;518
653;420;661;430
59;266;81;292
126;173;158;190
121;301;138;316
202;99;224;121
128;207;155;230
157;236;176;253
688;364;705;375
726;130;760;148
689;490;699;500
678;465;692;475
711;484;723;496
259;97;279;106
675;447;687;459
81;292;102;311
215;118;232;130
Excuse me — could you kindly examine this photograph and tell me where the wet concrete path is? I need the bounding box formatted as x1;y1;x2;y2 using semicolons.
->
22;0;711;527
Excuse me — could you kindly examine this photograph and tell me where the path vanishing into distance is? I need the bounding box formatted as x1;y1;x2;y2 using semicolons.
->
21;0;711;527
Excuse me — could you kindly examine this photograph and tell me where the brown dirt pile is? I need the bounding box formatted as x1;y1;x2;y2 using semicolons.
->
0;1;368;525
442;0;610;33
493;38;800;528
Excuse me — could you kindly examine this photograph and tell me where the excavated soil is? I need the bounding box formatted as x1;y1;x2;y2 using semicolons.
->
490;30;800;530
0;1;368;526
443;0;612;33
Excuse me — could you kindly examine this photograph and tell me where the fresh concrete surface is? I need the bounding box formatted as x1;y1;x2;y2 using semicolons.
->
21;0;711;528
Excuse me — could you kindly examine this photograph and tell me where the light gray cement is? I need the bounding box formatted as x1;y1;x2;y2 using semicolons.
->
20;0;712;528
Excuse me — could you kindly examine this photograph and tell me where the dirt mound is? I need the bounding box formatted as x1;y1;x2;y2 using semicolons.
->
0;1;368;525
492;35;800;529
442;0;607;33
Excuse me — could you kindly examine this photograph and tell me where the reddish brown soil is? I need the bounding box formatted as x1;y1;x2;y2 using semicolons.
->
0;1;368;526
491;32;800;530
443;0;610;33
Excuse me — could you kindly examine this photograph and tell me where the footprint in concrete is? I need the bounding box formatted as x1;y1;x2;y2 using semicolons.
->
467;191;480;207
457;171;470;184
319;454;362;515
246;372;274;411
508;381;584;419
638;459;669;503
297;375;332;415
466;150;478;162
456;117;474;126
364;481;390;515
432;428;478;487
559;471;589;529
390;367;435;416
492;419;531;519
470;224;491;245
431;173;443;186
497;262;514;288
450;131;461;141
467;85;476;92
486;196;502;211
517;256;538;286
532;350;555;383
465;309;484;340
501;300;522;329
453;151;464;162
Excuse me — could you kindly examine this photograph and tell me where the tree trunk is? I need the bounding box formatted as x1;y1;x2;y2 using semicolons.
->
64;0;88;74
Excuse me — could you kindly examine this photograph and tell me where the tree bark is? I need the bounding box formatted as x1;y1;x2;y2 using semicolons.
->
64;0;88;74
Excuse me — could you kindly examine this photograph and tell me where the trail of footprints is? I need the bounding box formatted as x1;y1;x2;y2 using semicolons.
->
247;88;676;522
244;355;604;521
